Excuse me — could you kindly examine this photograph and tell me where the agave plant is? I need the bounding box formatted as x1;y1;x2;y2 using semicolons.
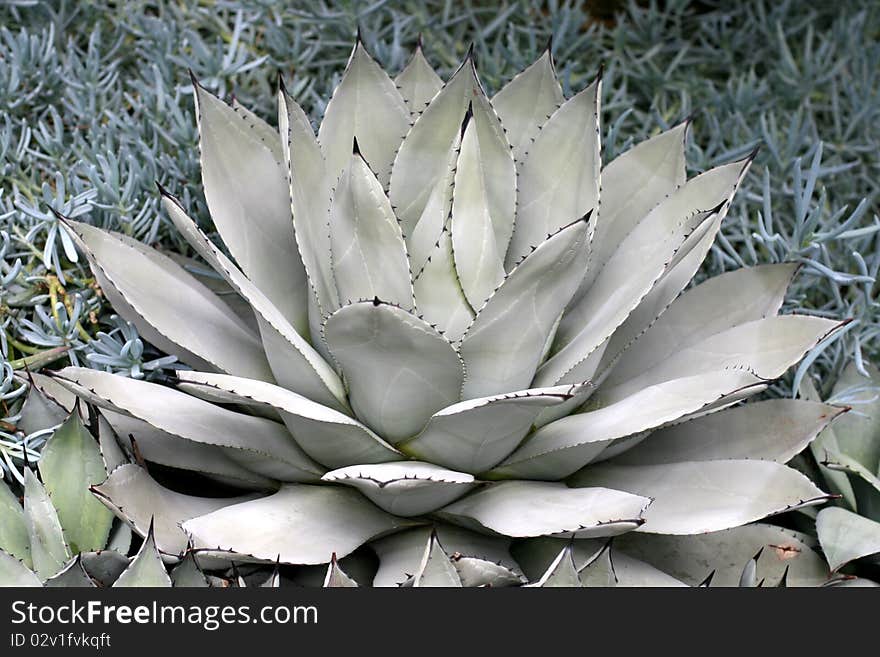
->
21;40;852;586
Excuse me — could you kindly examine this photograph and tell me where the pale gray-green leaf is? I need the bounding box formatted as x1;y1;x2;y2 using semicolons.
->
323;302;463;442
322;462;475;517
0;478;29;565
0;549;41;587
23;469;70;580
395;45;443;117
113;526;172;587
412;229;474;342
817;507;880;571
571;460;829;535
413;532;462;587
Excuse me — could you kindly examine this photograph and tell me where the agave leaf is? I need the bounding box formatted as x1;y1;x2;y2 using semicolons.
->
318;41;410;187
526;545;582;587
817;507;880;571
0;478;29;565
571;460;830;535
79;550;129;587
552;156;753;368
0;549;42;587
739;548;762;587
437;481;650;539
99;407;276;490
407;139;459;275
174;370;402;468
451;555;525;587
323;302;463;442
160;192;348;412
17;374;72;435
50;368;324;483
44;555;96;588
193;81;309;334
581;121;688;295
38;411;113;554
492;370;765;480
826;360;880;474
278;86;338;336
107;522;131;556
23;469;70;580
413;531;462;587
614;523;829;587
491;49;564;160
609;550;689;587
231;96;283;159
506;76;600;267
67;221;272;380
371;525;520;587
599;263;798;391
399;384;585;474
91;464;257;557
576;543;617;587
184;484;407;566
598;315;844;405
96;413;127;474
390;52;511;239
322;462;476;517
319;555;356;588
459;217;590;399
395;43;444;117
171;551;211;587
821;448;880;506
613;399;844;466
412;229;474;341
113;524;172;587
329;152;414;309
800;378;857;510
452;115;510;308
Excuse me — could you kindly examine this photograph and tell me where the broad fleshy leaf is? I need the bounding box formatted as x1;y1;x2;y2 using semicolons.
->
492;370;766;480
160;191;348;411
400;384;585;474
49;368;324;483
526;545;582;587
395;43;443;117
437;481;650;538
194;80;309;333
571;460;830;535
322;462;476;516
323;302;463;442
318;41;410;186
113;524;172;587
459;217;590;399
38;411;113;553
184;484;406;565
613;399;843;466
91;464;256;557
817;507;880;571
412;229;474;341
171;551;211;588
324;555;359;587
506;76;600;267
23;469;70;580
329;153;414;309
614;523;830;587
174;370;402;468
66;220;272;380
0;550;41;587
44;556;97;588
492;49;564;160
0;479;29;565
413;532;462;587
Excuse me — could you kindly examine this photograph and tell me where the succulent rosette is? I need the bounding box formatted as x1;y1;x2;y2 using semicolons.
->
18;40;848;586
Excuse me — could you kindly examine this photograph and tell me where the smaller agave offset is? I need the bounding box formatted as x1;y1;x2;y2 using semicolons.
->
9;39;853;586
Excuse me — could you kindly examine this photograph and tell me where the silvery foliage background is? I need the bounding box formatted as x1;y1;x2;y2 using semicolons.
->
0;0;878;481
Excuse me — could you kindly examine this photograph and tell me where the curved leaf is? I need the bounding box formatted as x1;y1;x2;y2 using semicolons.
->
50;368;324;483
0;550;41;587
571;460;830;535
436;481;650;538
194;81;308;333
322;462;475;517
113;524;172;587
23;469;70;580
492;49;564;160
67;220;271;380
817;507;880;571
400;384;585;474
184;484;406;565
506;77;600;267
91;464;256;557
318;41;410;186
329;153;414;309
323;302;463;442
395;43;443;117
413;532;462;587
175;370;402;468
412;229;474;342
0;479;29;565
459;217;590;399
